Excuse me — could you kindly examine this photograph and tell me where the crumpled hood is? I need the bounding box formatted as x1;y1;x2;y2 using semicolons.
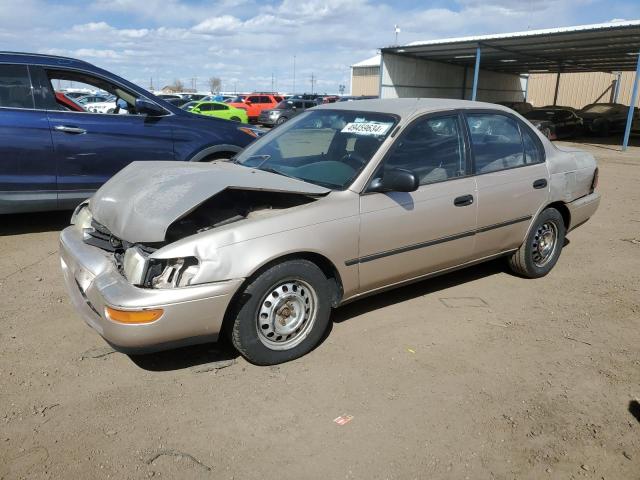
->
89;161;330;243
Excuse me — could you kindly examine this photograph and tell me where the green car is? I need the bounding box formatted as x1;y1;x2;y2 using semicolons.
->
182;101;248;123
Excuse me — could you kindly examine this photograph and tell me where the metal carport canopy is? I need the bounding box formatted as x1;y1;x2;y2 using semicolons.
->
381;20;640;149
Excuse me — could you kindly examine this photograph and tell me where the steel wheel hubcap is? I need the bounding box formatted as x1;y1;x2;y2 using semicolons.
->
532;221;558;267
257;279;317;350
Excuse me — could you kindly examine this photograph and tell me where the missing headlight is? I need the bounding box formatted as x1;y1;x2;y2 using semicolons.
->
144;257;200;288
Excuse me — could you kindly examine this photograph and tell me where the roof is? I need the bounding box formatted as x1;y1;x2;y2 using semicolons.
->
0;51;91;68
351;54;381;68
381;20;640;74
315;97;514;117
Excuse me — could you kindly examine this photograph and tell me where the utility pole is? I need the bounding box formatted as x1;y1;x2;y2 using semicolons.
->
293;55;296;94
271;72;274;92
149;77;154;91
394;24;400;45
310;73;315;94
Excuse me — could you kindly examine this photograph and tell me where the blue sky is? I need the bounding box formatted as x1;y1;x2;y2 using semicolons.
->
1;0;639;93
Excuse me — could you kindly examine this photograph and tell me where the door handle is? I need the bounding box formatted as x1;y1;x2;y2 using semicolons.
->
533;178;548;189
454;194;474;207
54;125;87;134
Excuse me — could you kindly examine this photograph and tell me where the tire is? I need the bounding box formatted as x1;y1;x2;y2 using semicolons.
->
230;116;241;122
276;116;288;125
508;208;566;278
230;260;332;365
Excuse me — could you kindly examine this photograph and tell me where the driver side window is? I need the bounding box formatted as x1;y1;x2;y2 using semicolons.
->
44;68;141;115
384;115;466;185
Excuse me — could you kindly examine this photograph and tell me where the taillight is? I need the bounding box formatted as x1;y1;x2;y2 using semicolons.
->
590;167;599;193
238;126;259;138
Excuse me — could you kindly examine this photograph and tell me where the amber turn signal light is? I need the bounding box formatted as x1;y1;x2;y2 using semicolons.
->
105;307;163;324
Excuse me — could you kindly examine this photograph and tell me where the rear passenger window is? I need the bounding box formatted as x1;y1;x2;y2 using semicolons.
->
521;126;544;164
0;64;34;109
384;115;466;185
466;114;524;173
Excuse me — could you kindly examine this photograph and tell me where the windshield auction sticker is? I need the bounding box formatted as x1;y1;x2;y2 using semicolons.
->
341;122;392;136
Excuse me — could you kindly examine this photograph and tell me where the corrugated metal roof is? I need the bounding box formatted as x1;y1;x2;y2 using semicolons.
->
351;54;381;68
381;20;640;74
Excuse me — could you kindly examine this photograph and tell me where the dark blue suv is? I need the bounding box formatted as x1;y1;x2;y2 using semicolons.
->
0;52;261;214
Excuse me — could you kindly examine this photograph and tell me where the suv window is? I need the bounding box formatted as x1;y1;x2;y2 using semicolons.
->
260;96;271;103
44;69;145;115
466;114;525;173
247;96;260;103
0;64;34;109
384;115;466;185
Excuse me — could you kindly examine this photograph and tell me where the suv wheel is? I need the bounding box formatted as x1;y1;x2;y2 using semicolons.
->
276;117;288;125
230;260;332;365
508;208;566;278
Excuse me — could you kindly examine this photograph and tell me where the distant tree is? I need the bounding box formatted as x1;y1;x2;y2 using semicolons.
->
208;77;222;93
167;79;184;92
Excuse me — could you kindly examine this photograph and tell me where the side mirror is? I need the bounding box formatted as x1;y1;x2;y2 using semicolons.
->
116;98;128;110
135;98;165;116
368;168;419;193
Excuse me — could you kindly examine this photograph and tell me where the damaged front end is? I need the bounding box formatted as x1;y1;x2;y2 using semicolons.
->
74;185;321;290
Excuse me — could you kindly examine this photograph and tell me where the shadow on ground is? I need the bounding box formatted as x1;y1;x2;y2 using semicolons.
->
129;342;239;372
1;210;73;236
332;259;507;324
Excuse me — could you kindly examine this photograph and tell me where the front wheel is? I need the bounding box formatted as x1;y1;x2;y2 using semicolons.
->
276;116;288;125
508;207;566;278
230;260;332;365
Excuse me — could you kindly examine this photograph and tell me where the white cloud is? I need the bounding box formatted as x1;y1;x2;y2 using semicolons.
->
3;0;636;93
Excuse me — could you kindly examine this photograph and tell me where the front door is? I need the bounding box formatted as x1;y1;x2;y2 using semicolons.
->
0;64;56;213
37;67;175;209
464;112;549;258
358;113;478;293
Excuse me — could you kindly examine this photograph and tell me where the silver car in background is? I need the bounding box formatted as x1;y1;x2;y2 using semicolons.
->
60;98;600;365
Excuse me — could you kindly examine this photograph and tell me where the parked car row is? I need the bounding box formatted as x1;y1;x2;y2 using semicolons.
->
498;101;639;140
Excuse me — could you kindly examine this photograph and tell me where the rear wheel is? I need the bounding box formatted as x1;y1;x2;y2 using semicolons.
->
508;207;566;278
276;116;288;125
230;116;241;122
230;260;332;365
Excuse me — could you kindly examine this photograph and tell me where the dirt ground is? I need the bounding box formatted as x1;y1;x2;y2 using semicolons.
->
1;140;639;480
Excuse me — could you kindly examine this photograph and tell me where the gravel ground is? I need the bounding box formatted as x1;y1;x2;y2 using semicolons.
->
1;141;639;480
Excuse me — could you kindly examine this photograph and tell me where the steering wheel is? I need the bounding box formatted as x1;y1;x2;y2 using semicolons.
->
340;151;367;169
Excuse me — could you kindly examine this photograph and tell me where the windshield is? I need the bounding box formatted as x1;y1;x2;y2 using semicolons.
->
525;110;559;120
182;101;198;110
275;100;293;109
234;109;397;190
583;105;614;114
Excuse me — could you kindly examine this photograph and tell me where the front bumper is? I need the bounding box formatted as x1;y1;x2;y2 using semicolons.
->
59;226;244;353
566;192;601;232
258;114;278;126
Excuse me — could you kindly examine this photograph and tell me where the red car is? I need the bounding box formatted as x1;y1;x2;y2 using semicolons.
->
227;93;283;122
55;92;85;112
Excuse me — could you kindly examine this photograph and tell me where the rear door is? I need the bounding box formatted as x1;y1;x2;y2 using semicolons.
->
0;63;56;213
465;111;549;258
36;66;176;209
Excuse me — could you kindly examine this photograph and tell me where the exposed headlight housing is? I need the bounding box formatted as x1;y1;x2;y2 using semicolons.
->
71;202;94;238
144;257;200;288
123;247;149;285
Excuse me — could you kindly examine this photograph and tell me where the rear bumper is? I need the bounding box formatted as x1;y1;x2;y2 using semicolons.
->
59;226;244;353
566;192;600;232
